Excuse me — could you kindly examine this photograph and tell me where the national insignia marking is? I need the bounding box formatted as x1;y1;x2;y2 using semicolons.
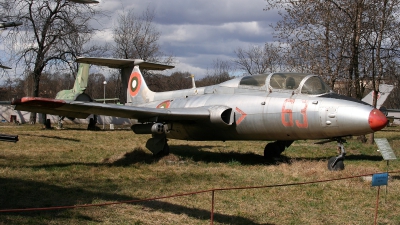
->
129;72;141;97
157;100;171;109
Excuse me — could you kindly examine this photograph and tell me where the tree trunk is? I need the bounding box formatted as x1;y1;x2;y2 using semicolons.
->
29;71;41;124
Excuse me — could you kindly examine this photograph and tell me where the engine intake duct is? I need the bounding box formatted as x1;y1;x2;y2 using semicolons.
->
131;123;165;134
209;106;234;126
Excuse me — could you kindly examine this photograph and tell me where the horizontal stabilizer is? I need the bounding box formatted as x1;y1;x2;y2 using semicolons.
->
76;57;174;70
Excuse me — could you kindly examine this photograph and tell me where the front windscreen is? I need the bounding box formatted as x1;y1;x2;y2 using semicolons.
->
301;76;331;95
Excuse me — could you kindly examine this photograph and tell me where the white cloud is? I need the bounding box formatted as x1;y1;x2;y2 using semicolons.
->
2;0;282;84
87;0;280;74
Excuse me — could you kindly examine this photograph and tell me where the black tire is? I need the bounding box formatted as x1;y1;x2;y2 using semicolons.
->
327;157;345;171
264;142;282;159
156;143;170;157
162;144;170;156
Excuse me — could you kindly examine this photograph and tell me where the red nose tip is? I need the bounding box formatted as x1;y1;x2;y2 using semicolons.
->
369;109;388;131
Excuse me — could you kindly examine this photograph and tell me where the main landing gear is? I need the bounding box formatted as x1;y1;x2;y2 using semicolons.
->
145;133;170;157
264;141;293;158
327;139;346;171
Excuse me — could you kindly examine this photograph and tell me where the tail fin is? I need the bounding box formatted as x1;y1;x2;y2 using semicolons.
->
72;63;90;94
127;66;154;105
55;63;90;100
362;84;394;108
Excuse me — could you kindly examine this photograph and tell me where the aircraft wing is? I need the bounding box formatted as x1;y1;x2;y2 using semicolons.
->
12;97;211;121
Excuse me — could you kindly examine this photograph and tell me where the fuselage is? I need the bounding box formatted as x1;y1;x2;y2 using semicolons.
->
132;73;387;141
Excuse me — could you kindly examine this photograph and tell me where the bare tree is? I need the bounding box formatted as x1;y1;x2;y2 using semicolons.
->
264;0;400;144
200;58;234;85
265;0;400;97
5;0;101;123
111;6;175;102
112;7;173;63
264;0;354;90
234;43;282;75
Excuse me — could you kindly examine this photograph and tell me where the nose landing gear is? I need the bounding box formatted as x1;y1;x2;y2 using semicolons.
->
327;139;346;171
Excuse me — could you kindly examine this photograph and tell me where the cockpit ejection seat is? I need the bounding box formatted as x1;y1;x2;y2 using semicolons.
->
285;77;295;89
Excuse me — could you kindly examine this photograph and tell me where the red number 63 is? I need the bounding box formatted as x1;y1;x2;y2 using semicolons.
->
281;99;308;128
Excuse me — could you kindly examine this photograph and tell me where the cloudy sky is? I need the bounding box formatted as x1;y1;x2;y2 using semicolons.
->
91;0;280;77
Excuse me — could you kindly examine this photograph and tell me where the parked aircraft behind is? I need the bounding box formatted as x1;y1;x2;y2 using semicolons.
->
53;63;95;128
55;63;91;102
12;57;388;171
362;84;400;124
361;84;394;109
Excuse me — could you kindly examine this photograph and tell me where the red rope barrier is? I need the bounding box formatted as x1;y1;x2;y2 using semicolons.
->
1;170;399;213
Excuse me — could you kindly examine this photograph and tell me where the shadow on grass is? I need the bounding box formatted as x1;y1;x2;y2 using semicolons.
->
391;175;400;180
344;154;383;161
171;144;284;166
103;147;158;165
60;126;131;131
19;133;80;142
24;144;386;170
0;178;270;225
171;144;385;165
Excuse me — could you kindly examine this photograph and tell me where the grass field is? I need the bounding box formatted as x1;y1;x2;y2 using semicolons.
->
0;123;399;224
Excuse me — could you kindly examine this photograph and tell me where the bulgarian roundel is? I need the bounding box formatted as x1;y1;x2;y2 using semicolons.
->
129;71;142;97
156;100;171;109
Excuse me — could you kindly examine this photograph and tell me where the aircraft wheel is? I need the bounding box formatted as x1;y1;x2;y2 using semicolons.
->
264;142;283;159
327;157;345;171
156;143;170;157
87;118;97;130
162;143;170;156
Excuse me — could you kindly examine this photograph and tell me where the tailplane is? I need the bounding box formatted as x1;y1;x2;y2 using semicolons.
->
75;57;174;105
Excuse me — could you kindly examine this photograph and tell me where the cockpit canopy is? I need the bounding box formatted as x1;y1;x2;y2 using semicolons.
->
233;72;331;95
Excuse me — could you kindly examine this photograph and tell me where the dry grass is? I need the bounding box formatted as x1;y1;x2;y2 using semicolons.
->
0;123;399;224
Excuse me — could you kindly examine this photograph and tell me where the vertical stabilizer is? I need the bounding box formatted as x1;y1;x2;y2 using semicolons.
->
72;63;90;94
362;84;394;108
127;66;154;105
55;63;90;100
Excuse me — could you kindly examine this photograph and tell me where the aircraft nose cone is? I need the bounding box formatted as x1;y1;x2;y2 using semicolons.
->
369;109;388;131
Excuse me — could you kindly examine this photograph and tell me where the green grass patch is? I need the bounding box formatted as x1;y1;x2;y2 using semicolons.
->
0;123;399;224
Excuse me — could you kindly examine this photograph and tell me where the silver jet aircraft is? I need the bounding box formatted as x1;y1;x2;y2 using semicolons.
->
12;57;388;171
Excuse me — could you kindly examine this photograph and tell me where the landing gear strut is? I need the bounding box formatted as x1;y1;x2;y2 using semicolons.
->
158;141;170;156
327;139;346;171
146;133;170;157
264;141;293;159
